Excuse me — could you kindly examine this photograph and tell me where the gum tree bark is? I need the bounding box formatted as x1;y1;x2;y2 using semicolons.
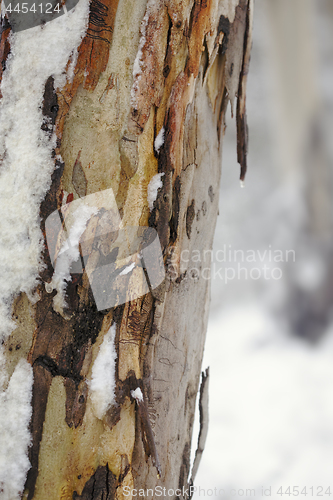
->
0;0;253;498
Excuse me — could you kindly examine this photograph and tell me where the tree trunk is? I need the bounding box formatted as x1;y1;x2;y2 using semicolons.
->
0;0;252;498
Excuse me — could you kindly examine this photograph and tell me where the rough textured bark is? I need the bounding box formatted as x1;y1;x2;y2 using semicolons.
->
0;0;252;498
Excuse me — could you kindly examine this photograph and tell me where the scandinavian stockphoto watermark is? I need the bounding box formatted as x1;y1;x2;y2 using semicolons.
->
44;188;165;312
44;189;294;310
167;246;296;284
123;485;331;498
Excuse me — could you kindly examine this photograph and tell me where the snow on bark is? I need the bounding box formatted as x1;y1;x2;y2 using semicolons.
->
119;262;135;276
0;0;89;339
154;126;165;154
90;324;117;420
0;359;33;500
131;9;148;104
131;387;144;402
147;173;164;211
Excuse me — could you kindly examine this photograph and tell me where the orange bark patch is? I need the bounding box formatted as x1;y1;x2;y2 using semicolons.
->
56;0;120;139
186;0;213;78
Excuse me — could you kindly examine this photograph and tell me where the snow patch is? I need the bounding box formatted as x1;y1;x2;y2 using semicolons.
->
147;173;165;211
154;127;165;154
90;324;117;420
0;359;33;500
67;48;80;84
131;9;149;104
119;262;135;276
131;387;143;402
0;0;90;339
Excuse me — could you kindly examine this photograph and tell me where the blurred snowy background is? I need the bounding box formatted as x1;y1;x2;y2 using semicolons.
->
192;0;333;497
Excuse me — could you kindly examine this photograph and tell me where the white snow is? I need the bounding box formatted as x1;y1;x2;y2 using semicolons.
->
132;42;145;80
147;173;164;211
0;0;89;339
131;9;149;104
47;204;98;315
66;48;80;85
90;324;117;420
119;262;135;276
0;359;33;500
194;308;333;496
154;126;165;154
131;387;143;402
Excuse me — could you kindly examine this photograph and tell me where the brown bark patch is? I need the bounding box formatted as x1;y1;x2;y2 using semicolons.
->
130;0;170;133
73;465;118;500
236;0;253;181
186;0;213;78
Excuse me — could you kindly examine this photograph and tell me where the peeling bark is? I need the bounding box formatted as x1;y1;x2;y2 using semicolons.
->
0;0;253;498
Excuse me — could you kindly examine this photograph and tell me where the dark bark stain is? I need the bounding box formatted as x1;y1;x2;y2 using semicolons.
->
148;167;172;253
132;388;161;477
236;0;252;181
25;365;53;500
72;151;88;198
39;77;65;282
186;199;195;239
169;175;181;244
237;109;248;180
73;464;118;500
41;76;59;136
104;395;122;429
64;378;89;428
175;271;187;284
208;185;214;203
118;455;130;483
25;295;106;497
201;37;210;82
178;441;191;493
217;15;230;55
